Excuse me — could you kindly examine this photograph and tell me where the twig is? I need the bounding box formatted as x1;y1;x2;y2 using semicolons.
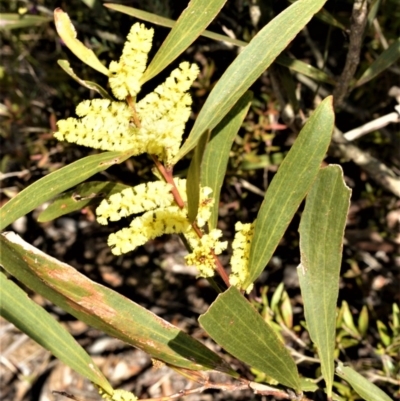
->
333;0;368;108
302;27;324;69
343;110;400;141
291;75;400;197
372;18;389;50
280;323;308;349
290;348;321;365
140;378;313;401
332;127;400;197
0;169;30;181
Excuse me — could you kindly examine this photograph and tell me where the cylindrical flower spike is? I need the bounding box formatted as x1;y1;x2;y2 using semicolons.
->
96;181;174;225
229;221;256;293
54;99;146;152
109;23;154;100
137;62;200;164
108;206;191;255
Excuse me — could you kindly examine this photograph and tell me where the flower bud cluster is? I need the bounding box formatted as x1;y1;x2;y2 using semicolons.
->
185;229;227;278
229;221;255;292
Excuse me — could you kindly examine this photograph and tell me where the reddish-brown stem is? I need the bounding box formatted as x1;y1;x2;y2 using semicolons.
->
151;155;231;287
213;252;231;287
151;156;185;209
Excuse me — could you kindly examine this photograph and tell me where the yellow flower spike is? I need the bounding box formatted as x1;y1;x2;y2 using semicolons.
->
55;99;144;151
229;221;256;293
96;181;174;225
108;206;190;255
184;229;227;278
136;62;199;164
109;23;154;100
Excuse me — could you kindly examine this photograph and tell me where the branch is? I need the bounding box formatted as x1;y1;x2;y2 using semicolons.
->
333;0;368;108
293;75;400;198
332;128;400;197
140;379;313;401
343;110;400;141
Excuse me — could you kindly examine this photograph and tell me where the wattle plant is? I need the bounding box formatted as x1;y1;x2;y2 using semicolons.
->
0;2;394;401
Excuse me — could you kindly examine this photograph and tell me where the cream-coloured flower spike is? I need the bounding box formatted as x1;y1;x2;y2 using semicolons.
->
54;99;144;152
229;221;255;293
109;23;154;100
136;62;200;164
96;181;174;225
108;206;191;255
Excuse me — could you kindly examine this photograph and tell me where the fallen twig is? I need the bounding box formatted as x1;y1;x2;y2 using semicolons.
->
343;109;400;141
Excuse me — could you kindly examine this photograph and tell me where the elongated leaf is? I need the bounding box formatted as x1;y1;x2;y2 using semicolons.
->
201;91;252;229
199;287;300;391
0;13;51;30
0;150;135;231
245;96;334;288
336;363;393;401
105;4;334;85
287;0;345;30
54;8;109;75
104;3;180;29
272;64;300;114
367;0;382;29
0;272;113;394
57;60;112;99
355;38;400;87
187;131;210;223
38;181;130;223
297;166;351;397
174;0;328;163
315;7;346;30
0;232;235;375
105;3;246;48
141;0;227;83
276;54;335;85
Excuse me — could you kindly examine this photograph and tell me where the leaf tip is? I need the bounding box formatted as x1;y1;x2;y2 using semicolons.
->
53;8;65;24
